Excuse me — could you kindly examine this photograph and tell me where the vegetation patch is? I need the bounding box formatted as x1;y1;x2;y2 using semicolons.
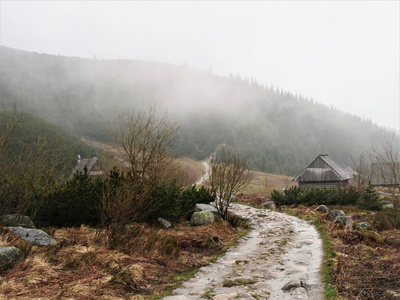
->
282;205;400;299
0;222;247;299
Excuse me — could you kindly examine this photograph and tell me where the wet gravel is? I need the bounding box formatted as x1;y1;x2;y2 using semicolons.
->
163;203;323;300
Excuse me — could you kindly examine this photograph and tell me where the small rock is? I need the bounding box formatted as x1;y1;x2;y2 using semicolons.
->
190;211;215;226
157;217;171;229
212;293;239;300
282;281;301;291
6;227;57;246
0;246;23;270
316;205;329;213
382;203;394;210
327;209;345;219
194;203;219;215
0;214;36;229
356;222;371;231
282;280;309;291
335;216;353;230
262;201;276;210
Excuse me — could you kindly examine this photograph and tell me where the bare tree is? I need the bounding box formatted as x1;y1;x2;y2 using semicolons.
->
102;105;180;244
207;149;253;219
368;139;400;206
112;105;179;186
352;154;370;192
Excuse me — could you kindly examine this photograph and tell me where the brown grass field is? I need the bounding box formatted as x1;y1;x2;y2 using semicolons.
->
0;221;248;299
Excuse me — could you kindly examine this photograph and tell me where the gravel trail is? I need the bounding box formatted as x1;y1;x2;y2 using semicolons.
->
163;203;324;300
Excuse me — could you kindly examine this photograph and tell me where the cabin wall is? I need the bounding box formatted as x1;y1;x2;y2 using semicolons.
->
299;180;349;189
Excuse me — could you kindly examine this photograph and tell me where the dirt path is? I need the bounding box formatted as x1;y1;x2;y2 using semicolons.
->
195;161;211;186
163;204;323;300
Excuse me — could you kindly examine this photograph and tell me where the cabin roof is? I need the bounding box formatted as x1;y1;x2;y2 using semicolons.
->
74;156;99;173
293;154;353;182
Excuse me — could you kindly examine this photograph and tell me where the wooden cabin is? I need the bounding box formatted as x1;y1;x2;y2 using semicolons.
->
73;155;107;178
293;154;355;189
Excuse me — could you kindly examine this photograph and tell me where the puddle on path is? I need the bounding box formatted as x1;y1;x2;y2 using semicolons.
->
163;204;323;300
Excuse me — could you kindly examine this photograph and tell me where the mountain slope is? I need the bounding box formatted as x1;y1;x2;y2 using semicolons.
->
0;46;394;175
0;111;97;175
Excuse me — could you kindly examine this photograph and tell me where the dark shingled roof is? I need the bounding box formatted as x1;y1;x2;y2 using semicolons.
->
74;156;99;173
293;155;354;182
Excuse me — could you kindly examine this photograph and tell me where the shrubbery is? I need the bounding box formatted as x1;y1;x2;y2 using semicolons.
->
357;184;382;211
271;186;363;208
34;168;213;227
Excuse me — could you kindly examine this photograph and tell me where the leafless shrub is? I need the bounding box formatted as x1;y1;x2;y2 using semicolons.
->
207;149;253;220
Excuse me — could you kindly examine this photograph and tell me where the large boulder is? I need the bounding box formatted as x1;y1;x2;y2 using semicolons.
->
157;217;171;229
316;205;329;213
6;227;57;246
0;214;36;229
0;246;23;269
190;211;215;226
194;204;219;215
327;209;345;219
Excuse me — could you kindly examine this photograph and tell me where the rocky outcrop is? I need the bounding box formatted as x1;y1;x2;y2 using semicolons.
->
6;227;57;246
0;214;36;229
190;211;215;226
157;217;172;229
0;246;23;269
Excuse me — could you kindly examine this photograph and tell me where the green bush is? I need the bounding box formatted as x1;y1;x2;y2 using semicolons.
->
357;184;382;211
34;169;105;227
148;183;213;222
271;186;361;207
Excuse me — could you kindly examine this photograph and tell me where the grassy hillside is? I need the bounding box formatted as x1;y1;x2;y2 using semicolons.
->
0;111;102;176
1;46;396;175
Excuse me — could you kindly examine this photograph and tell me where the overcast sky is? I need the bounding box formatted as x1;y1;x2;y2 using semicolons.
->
1;1;399;130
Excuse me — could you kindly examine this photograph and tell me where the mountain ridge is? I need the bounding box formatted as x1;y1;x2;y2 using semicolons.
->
0;45;394;175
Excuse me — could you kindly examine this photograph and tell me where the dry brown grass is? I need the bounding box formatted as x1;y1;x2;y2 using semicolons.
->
286;205;400;300
0;221;242;299
240;170;295;195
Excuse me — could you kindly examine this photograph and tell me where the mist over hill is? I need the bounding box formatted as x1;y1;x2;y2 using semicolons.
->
0;46;394;175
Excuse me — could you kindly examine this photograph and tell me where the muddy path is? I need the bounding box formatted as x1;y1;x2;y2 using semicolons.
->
163;204;323;300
